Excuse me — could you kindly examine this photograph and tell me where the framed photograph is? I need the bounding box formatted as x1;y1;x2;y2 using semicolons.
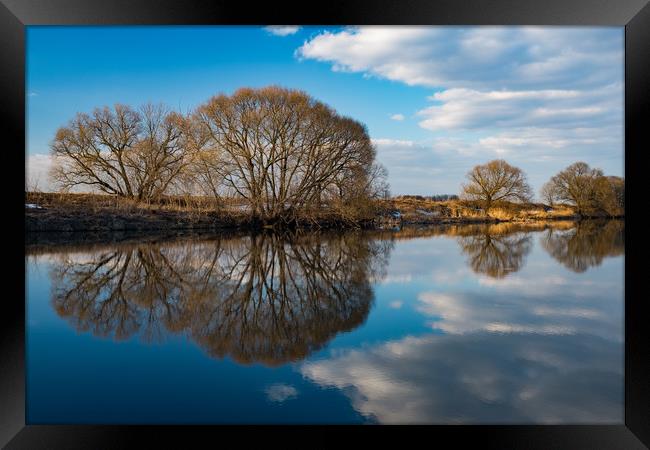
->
4;0;649;447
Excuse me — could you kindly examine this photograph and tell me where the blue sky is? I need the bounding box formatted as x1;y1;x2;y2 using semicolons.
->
26;26;624;196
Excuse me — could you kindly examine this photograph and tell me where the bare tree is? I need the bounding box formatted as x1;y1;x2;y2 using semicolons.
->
50;103;192;201
190;86;386;223
126;104;193;201
592;176;624;216
461;160;533;214
539;181;557;206
542;162;604;215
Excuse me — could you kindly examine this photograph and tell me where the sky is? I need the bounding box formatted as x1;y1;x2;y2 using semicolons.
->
26;26;624;197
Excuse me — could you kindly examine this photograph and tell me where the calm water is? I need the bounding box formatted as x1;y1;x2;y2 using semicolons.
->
26;220;624;424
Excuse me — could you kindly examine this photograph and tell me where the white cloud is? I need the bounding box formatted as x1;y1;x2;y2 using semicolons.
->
298;26;624;191
372;138;414;147
417;85;620;132
26;153;113;193
416;273;622;341
371;128;622;196
390;113;405;121
265;383;298;402
26;153;54;192
301;332;623;423
371;139;460;195
265;26;301;36
297;27;622;91
389;300;403;309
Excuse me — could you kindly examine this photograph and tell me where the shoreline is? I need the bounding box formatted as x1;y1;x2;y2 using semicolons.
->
25;209;579;233
25;216;625;255
25;206;619;233
24;192;622;234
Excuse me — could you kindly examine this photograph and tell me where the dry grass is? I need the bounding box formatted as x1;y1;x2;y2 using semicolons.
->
376;197;577;223
25;191;234;215
25;192;378;232
25;192;252;232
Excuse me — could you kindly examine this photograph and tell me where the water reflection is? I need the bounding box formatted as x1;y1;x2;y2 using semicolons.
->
40;220;626;365
540;220;624;272
49;232;393;365
301;332;622;424
299;220;624;424
456;224;533;278
28;219;624;424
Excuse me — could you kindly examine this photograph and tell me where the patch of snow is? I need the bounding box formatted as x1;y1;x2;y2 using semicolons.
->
25;203;43;209
416;209;440;216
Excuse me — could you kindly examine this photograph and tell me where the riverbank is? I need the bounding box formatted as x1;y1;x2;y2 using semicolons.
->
25;192;618;233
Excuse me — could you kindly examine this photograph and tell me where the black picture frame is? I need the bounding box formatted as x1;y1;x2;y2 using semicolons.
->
3;0;648;448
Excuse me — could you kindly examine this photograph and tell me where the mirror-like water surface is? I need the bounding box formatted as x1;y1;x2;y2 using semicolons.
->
26;220;624;424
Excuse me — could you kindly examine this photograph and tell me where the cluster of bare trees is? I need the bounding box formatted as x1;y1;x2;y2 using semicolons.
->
540;162;624;216
51;86;389;224
461;159;624;217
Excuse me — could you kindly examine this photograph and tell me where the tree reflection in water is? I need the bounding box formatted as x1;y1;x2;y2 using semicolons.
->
46;220;624;364
540;220;624;273
456;223;534;278
50;232;393;366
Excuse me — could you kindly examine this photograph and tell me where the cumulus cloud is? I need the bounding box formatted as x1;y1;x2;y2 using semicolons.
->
301;332;623;424
297;27;622;91
417;85;620;132
390;113;405;121
298;26;624;191
265;26;301;36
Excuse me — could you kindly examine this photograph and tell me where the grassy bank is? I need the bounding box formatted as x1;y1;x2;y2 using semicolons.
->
25;192;374;232
375;196;593;225
25;192;617;233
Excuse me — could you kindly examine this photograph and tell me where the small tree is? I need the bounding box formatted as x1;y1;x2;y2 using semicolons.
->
539;181;558;207
461;159;533;215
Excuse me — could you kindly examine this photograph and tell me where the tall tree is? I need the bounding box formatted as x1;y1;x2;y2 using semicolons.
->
190;86;388;222
461;159;533;214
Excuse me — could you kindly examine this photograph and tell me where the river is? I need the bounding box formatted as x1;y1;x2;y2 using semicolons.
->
25;220;624;424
